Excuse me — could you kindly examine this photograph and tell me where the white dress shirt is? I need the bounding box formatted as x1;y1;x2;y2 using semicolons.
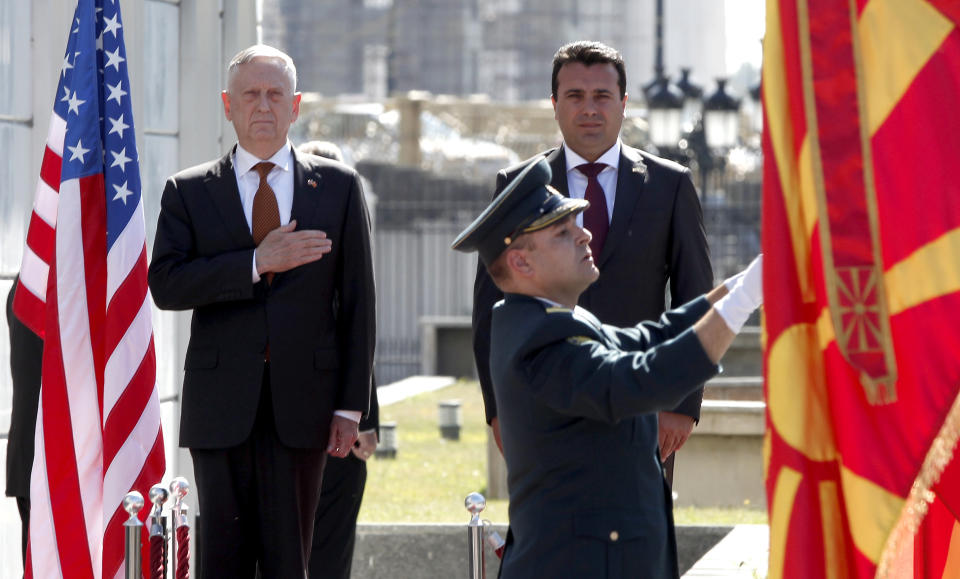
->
233;142;361;424
233;142;296;284
563;140;621;226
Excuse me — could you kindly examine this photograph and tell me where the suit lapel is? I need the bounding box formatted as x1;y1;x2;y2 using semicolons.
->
204;149;254;247
597;146;648;267
547;147;569;196
290;148;325;225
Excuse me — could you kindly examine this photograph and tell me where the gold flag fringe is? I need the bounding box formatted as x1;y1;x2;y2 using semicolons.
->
876;389;960;578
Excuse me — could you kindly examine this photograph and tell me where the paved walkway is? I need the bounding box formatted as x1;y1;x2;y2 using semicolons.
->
683;524;769;578
377;375;456;406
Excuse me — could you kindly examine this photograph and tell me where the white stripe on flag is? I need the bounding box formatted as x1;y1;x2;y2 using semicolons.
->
103;297;153;418
27;404;64;579
19;246;50;302
106;195;146;301
103;393;161;519
47;112;67;157
35;176;61;229
56;177;106;573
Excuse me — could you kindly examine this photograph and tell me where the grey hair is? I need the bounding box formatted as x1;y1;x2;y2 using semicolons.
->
298;140;344;162
226;44;298;92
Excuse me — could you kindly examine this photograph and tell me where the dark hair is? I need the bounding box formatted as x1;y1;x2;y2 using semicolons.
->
551;41;627;99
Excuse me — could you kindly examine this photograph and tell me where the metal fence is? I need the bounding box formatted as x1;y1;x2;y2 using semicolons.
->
358;160;762;385
699;168;763;282
359;162;490;384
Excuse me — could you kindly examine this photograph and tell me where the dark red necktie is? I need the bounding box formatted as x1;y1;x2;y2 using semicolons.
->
577;162;609;257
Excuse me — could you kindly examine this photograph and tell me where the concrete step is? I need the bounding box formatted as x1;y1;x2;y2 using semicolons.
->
704;376;763;401
683;524;769;578
349;523;737;579
720;326;762;377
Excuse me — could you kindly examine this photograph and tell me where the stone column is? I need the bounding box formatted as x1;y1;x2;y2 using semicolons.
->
396;91;426;168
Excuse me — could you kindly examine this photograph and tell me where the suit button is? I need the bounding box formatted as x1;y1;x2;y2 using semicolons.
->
609;530;619;542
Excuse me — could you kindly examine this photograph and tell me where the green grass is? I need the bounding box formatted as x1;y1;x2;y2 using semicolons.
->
358;380;768;527
673;506;767;525
359;380;509;523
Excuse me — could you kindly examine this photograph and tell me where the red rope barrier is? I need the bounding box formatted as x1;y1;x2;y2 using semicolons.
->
149;534;165;579
176;525;189;579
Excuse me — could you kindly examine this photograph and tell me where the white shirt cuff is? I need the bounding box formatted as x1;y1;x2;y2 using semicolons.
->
252;250;261;283
334;410;362;423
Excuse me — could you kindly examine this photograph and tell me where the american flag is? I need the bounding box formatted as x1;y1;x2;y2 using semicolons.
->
12;1;165;577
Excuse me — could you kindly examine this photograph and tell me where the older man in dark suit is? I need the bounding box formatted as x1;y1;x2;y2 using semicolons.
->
454;157;761;578
473;42;713;483
148;45;375;578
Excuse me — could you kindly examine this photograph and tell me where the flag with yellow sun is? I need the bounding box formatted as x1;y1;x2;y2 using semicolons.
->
762;0;960;577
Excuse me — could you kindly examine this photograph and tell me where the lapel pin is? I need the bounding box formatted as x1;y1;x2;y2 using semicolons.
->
307;178;318;188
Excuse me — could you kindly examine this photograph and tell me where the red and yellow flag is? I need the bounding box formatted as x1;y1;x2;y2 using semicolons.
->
762;0;960;577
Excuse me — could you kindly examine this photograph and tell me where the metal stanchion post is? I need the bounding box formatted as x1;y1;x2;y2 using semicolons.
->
123;491;144;579
149;484;169;579
161;515;169;579
465;492;486;579
169;477;189;579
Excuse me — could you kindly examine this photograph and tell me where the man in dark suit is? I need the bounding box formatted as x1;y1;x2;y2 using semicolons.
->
453;157;762;578
5;277;44;571
148;45;375;578
297;140;380;579
308;378;378;579
473;42;713;482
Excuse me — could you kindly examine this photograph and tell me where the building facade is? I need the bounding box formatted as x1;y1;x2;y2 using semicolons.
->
262;0;727;102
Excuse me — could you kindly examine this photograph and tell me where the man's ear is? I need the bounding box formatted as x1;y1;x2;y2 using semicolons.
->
221;90;232;121
291;92;302;121
506;248;533;278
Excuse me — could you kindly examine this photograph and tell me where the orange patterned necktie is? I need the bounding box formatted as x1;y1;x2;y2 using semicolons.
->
251;161;280;284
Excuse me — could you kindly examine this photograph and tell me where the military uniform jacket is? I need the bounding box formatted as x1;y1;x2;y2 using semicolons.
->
491;294;719;579
475;145;714;425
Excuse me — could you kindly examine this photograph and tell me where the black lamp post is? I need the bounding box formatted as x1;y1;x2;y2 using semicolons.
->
675;67;704;127
644;0;684;154
748;79;763;136
642;0;742;194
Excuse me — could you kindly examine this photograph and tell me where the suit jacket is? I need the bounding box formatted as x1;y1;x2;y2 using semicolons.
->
359;375;380;436
148;146;376;450
5;278;44;498
491;294;718;579
474;144;713;424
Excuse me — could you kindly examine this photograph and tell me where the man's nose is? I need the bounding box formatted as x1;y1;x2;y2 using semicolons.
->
582;98;598;115
257;93;270;111
578;226;593;245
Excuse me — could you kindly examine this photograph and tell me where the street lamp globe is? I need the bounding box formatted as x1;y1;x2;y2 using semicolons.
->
703;78;741;149
646;75;684;149
675;67;704;127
